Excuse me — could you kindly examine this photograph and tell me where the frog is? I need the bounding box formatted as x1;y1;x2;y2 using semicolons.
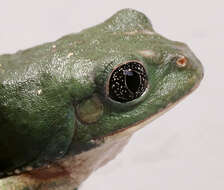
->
0;8;203;190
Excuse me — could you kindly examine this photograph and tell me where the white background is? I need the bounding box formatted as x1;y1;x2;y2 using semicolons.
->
0;0;223;189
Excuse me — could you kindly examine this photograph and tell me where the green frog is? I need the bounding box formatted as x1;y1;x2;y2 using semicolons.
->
0;9;203;190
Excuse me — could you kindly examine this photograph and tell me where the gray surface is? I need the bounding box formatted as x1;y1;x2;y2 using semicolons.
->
0;0;223;189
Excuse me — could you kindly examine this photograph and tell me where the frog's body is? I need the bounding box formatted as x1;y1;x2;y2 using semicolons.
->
0;9;203;190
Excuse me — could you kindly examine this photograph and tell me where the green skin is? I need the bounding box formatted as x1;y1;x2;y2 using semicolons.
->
0;9;203;190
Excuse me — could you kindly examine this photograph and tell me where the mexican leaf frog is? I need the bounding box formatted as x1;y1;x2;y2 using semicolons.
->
0;9;203;190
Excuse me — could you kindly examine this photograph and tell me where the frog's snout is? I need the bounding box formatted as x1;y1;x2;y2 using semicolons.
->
184;55;203;83
195;60;204;82
189;58;204;93
184;56;204;91
173;42;204;84
190;55;204;85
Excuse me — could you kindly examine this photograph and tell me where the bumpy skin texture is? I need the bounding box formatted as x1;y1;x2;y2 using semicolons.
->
0;9;203;189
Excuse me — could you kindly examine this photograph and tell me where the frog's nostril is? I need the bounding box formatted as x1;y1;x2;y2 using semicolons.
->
176;56;187;68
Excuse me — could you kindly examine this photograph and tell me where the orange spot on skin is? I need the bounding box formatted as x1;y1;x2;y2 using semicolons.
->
176;56;187;67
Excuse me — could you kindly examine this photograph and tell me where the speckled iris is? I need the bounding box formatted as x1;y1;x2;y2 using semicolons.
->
108;61;148;102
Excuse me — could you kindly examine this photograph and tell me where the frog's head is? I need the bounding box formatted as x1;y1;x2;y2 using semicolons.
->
71;9;203;153
0;9;203;180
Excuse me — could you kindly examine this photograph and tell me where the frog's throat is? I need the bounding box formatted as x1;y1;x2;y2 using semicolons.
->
0;127;132;190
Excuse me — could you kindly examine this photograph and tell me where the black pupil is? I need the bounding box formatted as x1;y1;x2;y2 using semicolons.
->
109;62;148;103
125;70;140;92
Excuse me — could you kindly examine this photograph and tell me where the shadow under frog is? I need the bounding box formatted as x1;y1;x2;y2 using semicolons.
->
0;8;203;190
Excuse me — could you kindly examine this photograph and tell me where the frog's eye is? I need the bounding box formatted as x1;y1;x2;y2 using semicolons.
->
108;61;148;103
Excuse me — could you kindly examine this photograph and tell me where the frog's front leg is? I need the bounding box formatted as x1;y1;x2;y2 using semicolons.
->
30;106;76;166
